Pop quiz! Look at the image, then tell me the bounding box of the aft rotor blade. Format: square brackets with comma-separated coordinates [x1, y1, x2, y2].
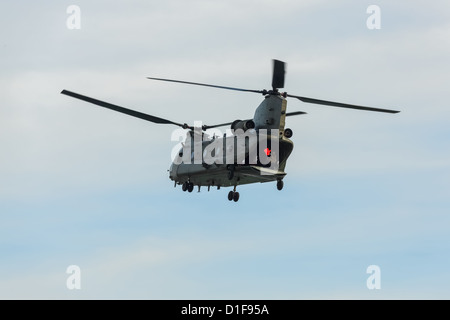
[61, 90, 188, 128]
[286, 94, 400, 114]
[147, 77, 263, 94]
[272, 59, 286, 90]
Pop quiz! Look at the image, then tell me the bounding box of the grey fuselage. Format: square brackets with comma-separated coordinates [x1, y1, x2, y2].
[169, 94, 294, 188]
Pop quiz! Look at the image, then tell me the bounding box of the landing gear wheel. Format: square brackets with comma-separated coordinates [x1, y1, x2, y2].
[233, 192, 240, 202]
[187, 182, 194, 193]
[277, 179, 284, 191]
[228, 191, 234, 201]
[182, 182, 188, 192]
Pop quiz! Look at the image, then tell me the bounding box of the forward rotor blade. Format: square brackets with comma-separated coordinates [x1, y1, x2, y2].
[203, 122, 234, 130]
[204, 111, 308, 129]
[286, 94, 400, 114]
[147, 77, 263, 94]
[285, 111, 307, 117]
[203, 112, 307, 129]
[272, 59, 286, 90]
[61, 90, 187, 128]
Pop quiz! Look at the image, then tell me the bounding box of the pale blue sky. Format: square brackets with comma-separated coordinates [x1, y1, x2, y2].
[1, 0, 449, 299]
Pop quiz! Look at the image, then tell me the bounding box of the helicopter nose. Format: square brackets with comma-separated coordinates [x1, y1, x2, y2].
[169, 163, 178, 180]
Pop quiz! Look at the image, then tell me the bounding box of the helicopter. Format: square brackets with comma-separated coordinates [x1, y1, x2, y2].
[61, 59, 399, 202]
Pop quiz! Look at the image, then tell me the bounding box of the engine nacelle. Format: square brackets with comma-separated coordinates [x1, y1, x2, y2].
[284, 128, 293, 138]
[230, 119, 255, 132]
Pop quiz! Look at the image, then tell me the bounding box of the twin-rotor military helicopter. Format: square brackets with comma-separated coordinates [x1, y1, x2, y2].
[61, 59, 399, 202]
